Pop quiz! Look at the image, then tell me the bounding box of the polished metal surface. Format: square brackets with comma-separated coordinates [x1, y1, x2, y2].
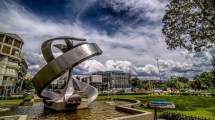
[32, 36, 102, 110]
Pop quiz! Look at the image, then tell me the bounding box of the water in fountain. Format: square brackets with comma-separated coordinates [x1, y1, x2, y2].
[0, 100, 132, 120]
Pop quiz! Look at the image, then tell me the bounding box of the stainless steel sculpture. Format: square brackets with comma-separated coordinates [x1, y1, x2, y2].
[32, 36, 102, 111]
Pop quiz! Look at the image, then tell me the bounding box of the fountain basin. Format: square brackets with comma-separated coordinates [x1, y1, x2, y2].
[44, 98, 88, 111]
[0, 99, 153, 120]
[0, 115, 27, 120]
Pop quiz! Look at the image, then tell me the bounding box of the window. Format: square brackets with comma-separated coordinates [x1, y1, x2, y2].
[6, 68, 16, 73]
[2, 45, 11, 54]
[0, 35, 3, 42]
[8, 58, 19, 64]
[14, 40, 21, 48]
[11, 48, 19, 56]
[5, 37, 13, 45]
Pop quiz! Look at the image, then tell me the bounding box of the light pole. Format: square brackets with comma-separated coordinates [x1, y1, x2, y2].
[156, 59, 161, 81]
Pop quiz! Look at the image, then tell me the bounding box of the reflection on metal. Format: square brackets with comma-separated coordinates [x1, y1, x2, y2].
[32, 36, 102, 111]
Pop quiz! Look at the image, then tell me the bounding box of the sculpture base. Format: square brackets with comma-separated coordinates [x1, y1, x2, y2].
[44, 99, 88, 111]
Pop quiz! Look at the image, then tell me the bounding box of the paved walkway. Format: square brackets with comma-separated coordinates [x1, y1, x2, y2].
[33, 94, 42, 102]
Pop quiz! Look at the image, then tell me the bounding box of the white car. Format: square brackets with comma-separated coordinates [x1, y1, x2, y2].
[152, 89, 163, 93]
[102, 89, 113, 94]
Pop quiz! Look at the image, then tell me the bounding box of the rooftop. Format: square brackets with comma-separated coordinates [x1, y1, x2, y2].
[0, 32, 23, 43]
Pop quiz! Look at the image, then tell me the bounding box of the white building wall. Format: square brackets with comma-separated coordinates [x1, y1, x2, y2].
[91, 75, 102, 82]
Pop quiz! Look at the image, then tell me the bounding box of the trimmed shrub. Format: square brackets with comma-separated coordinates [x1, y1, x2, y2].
[0, 96, 25, 100]
[159, 111, 212, 120]
[23, 96, 33, 102]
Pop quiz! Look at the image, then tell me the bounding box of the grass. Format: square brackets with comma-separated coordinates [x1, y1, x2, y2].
[98, 95, 215, 118]
[0, 99, 23, 102]
[0, 95, 33, 103]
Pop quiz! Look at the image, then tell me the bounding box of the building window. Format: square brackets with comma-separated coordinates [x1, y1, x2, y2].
[5, 37, 13, 45]
[8, 58, 19, 64]
[14, 40, 21, 48]
[0, 35, 3, 42]
[2, 45, 11, 54]
[6, 68, 16, 73]
[11, 48, 19, 57]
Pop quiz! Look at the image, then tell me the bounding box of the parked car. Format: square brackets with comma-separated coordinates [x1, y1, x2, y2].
[151, 89, 163, 93]
[102, 89, 113, 94]
[23, 91, 33, 95]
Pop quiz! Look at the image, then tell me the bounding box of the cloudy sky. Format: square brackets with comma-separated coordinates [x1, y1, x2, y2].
[0, 0, 214, 80]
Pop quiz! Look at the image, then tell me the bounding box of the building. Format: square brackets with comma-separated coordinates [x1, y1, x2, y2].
[81, 75, 106, 91]
[84, 71, 132, 92]
[0, 32, 28, 95]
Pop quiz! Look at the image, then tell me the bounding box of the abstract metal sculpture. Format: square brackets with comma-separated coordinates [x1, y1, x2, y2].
[32, 36, 102, 111]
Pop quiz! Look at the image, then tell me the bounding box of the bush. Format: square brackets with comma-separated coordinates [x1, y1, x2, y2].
[180, 92, 190, 96]
[98, 92, 152, 96]
[211, 93, 215, 97]
[0, 96, 25, 100]
[159, 111, 212, 120]
[23, 96, 33, 102]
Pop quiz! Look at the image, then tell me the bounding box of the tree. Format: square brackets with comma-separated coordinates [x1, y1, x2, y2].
[167, 79, 180, 89]
[177, 76, 189, 83]
[163, 0, 215, 52]
[131, 77, 141, 88]
[141, 82, 151, 90]
[22, 79, 34, 90]
[188, 81, 197, 90]
[193, 71, 214, 90]
[212, 56, 215, 86]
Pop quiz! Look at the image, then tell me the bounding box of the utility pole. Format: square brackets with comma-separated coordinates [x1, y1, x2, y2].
[156, 59, 161, 81]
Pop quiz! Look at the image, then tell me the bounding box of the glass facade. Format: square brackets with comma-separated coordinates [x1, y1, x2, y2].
[92, 71, 131, 89]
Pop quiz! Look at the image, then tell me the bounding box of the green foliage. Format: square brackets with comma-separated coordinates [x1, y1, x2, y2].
[193, 72, 215, 90]
[177, 77, 189, 83]
[141, 82, 151, 90]
[99, 95, 215, 118]
[22, 79, 34, 90]
[162, 84, 168, 91]
[167, 79, 180, 89]
[23, 96, 33, 102]
[188, 81, 197, 90]
[163, 0, 215, 52]
[159, 111, 212, 120]
[131, 77, 141, 88]
[0, 96, 25, 100]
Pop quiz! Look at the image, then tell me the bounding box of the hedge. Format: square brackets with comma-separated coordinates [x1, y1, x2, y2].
[0, 96, 25, 100]
[159, 111, 214, 120]
[23, 96, 33, 102]
[98, 92, 215, 96]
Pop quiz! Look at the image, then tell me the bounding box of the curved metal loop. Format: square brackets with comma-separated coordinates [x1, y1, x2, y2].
[32, 36, 102, 110]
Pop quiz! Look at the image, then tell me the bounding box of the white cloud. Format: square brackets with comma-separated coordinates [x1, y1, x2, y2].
[0, 1, 213, 80]
[102, 0, 168, 21]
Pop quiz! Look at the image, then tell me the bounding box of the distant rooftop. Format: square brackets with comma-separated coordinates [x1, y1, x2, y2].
[93, 71, 130, 74]
[0, 32, 23, 43]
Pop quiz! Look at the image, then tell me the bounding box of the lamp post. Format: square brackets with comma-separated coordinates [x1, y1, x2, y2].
[156, 59, 161, 81]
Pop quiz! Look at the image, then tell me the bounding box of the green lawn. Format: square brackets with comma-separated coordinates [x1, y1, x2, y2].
[98, 95, 215, 118]
[0, 99, 23, 102]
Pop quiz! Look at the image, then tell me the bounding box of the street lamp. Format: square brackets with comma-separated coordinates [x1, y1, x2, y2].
[156, 59, 161, 81]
